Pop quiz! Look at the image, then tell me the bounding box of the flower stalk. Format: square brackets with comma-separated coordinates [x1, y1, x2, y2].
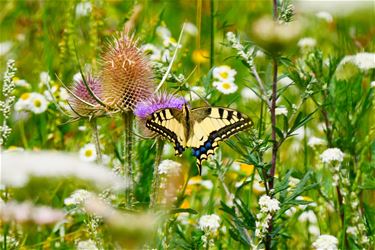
[150, 138, 164, 208]
[89, 118, 102, 163]
[123, 111, 134, 205]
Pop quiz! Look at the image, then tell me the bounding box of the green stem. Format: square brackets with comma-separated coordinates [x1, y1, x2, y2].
[19, 120, 29, 149]
[150, 138, 164, 208]
[209, 0, 214, 69]
[122, 111, 134, 205]
[89, 118, 102, 163]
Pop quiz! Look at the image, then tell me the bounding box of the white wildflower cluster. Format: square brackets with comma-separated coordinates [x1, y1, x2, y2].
[76, 239, 98, 250]
[320, 148, 344, 164]
[64, 189, 94, 206]
[75, 2, 92, 17]
[298, 37, 317, 51]
[0, 201, 65, 225]
[337, 52, 375, 74]
[226, 32, 254, 67]
[0, 59, 17, 145]
[158, 159, 181, 176]
[198, 214, 221, 248]
[212, 65, 238, 94]
[298, 210, 320, 236]
[255, 195, 280, 239]
[346, 191, 370, 248]
[320, 148, 344, 186]
[312, 234, 338, 250]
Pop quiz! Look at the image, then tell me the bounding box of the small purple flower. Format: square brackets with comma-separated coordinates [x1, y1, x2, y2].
[134, 93, 187, 118]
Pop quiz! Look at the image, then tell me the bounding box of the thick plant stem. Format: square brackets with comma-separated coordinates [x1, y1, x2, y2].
[269, 57, 278, 191]
[89, 118, 102, 163]
[150, 138, 164, 208]
[123, 111, 134, 205]
[265, 57, 278, 250]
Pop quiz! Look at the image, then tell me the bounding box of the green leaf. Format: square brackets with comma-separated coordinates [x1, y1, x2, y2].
[170, 208, 198, 215]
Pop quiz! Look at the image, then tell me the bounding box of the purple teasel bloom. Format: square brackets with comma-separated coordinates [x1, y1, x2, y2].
[134, 93, 187, 119]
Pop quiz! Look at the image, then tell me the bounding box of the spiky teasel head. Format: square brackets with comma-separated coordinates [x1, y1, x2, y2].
[134, 92, 187, 119]
[101, 33, 155, 111]
[68, 74, 104, 117]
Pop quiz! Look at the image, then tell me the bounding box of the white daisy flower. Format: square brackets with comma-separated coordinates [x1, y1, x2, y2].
[14, 93, 32, 111]
[75, 2, 92, 17]
[161, 49, 171, 63]
[259, 195, 280, 213]
[59, 87, 70, 100]
[213, 65, 237, 82]
[141, 44, 161, 61]
[275, 106, 288, 116]
[43, 86, 58, 102]
[158, 160, 181, 175]
[312, 235, 338, 250]
[320, 148, 344, 163]
[40, 72, 51, 86]
[184, 22, 198, 36]
[79, 143, 97, 162]
[316, 11, 333, 23]
[198, 214, 221, 233]
[14, 78, 30, 88]
[370, 81, 375, 88]
[30, 93, 49, 114]
[156, 26, 171, 39]
[213, 81, 238, 94]
[298, 37, 317, 50]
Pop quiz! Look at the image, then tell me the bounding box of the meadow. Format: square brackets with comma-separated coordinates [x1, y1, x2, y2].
[0, 0, 374, 249]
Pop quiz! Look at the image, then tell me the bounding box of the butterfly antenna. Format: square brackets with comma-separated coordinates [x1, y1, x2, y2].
[155, 23, 185, 93]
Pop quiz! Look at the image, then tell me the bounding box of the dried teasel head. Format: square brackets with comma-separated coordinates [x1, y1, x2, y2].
[100, 33, 155, 111]
[68, 74, 104, 118]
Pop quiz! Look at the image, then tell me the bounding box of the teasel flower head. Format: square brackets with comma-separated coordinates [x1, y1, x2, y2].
[134, 92, 187, 119]
[134, 92, 187, 137]
[100, 33, 155, 111]
[68, 74, 104, 117]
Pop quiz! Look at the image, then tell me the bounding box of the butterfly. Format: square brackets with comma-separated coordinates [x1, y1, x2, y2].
[146, 104, 252, 174]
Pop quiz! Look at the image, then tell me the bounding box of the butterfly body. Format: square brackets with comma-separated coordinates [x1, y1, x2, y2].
[146, 104, 252, 174]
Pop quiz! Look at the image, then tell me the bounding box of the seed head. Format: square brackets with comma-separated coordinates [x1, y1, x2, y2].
[101, 33, 154, 111]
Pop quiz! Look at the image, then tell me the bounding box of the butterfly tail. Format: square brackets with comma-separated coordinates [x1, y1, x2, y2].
[196, 159, 203, 176]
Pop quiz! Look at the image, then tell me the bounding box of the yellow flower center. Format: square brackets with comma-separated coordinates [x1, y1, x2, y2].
[33, 99, 42, 108]
[219, 71, 229, 79]
[222, 82, 232, 90]
[85, 149, 93, 157]
[21, 93, 30, 100]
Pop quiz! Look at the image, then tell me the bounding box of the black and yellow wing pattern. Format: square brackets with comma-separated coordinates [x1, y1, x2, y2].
[187, 107, 252, 173]
[145, 105, 252, 174]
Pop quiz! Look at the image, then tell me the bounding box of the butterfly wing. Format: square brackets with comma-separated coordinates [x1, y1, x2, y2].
[187, 107, 253, 174]
[145, 108, 186, 156]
